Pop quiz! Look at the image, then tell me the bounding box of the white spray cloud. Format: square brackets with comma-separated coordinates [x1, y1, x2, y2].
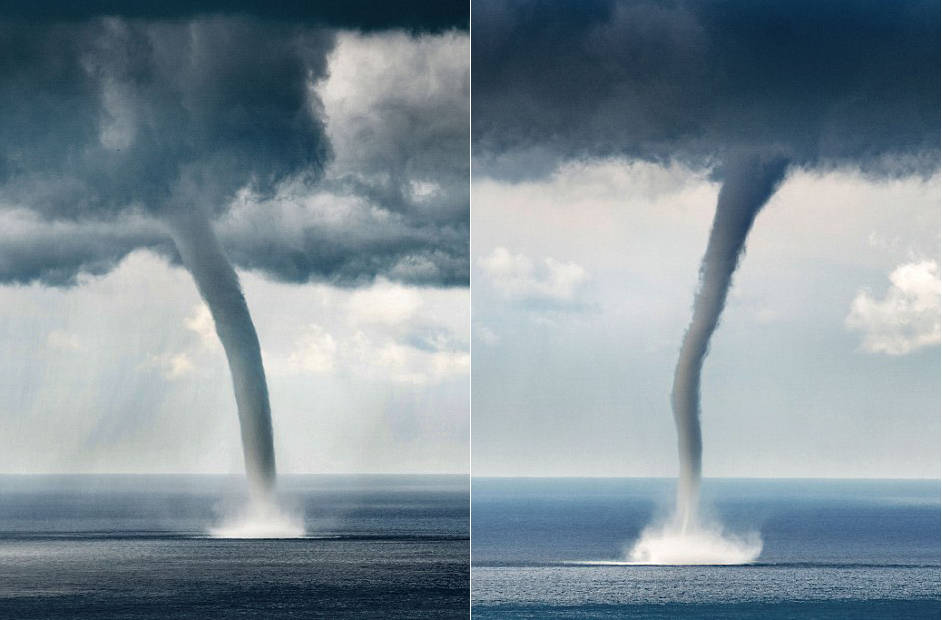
[846, 260, 941, 355]
[626, 518, 762, 565]
[209, 496, 305, 539]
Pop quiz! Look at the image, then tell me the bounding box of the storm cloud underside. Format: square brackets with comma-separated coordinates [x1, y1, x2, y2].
[0, 9, 469, 288]
[473, 0, 938, 178]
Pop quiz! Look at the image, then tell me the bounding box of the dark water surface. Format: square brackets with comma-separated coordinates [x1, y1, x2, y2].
[0, 474, 469, 618]
[471, 478, 940, 618]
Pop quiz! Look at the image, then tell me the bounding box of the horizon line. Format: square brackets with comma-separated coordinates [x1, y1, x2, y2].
[0, 472, 937, 481]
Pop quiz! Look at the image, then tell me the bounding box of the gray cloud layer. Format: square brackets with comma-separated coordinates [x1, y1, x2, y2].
[0, 18, 331, 217]
[472, 0, 939, 179]
[0, 1, 467, 32]
[0, 13, 468, 287]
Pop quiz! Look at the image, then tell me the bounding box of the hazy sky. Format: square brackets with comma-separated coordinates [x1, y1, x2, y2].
[0, 17, 469, 474]
[471, 161, 939, 477]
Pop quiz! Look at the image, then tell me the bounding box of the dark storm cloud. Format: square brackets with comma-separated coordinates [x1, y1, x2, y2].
[472, 0, 939, 179]
[0, 6, 468, 287]
[0, 212, 168, 286]
[0, 18, 332, 216]
[218, 202, 470, 287]
[0, 0, 468, 32]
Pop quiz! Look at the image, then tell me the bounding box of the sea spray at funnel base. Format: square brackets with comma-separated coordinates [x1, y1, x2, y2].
[169, 208, 277, 499]
[209, 496, 305, 539]
[670, 152, 788, 532]
[627, 518, 763, 565]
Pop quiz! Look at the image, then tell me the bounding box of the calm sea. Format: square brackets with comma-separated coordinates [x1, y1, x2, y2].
[471, 478, 940, 618]
[0, 474, 469, 618]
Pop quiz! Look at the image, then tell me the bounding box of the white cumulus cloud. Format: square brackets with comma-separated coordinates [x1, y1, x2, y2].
[347, 280, 422, 326]
[478, 247, 587, 304]
[261, 279, 469, 387]
[46, 330, 82, 351]
[184, 304, 220, 351]
[147, 352, 195, 379]
[845, 260, 940, 355]
[284, 324, 337, 373]
[350, 331, 469, 385]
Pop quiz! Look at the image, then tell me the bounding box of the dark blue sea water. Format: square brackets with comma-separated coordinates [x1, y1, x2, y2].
[0, 474, 469, 618]
[471, 478, 940, 618]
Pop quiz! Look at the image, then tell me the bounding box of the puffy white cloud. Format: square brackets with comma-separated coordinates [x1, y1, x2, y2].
[319, 29, 468, 188]
[184, 304, 220, 351]
[846, 260, 941, 355]
[283, 324, 337, 374]
[478, 247, 587, 305]
[147, 352, 196, 379]
[349, 331, 469, 385]
[46, 330, 82, 351]
[267, 280, 468, 385]
[347, 281, 422, 326]
[474, 324, 500, 347]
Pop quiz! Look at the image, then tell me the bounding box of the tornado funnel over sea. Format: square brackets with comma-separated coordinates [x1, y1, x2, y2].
[170, 209, 275, 496]
[671, 153, 788, 529]
[471, 0, 937, 566]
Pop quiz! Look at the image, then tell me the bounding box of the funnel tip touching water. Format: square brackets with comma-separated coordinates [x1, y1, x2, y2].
[209, 497, 305, 539]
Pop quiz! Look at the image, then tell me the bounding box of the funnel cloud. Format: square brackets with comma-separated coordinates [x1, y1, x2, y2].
[169, 208, 275, 495]
[672, 153, 788, 529]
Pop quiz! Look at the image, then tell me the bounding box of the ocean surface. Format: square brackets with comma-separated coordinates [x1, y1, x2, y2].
[471, 478, 940, 619]
[0, 474, 469, 619]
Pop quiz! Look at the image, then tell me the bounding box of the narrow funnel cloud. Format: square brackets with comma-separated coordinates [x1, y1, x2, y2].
[169, 209, 275, 498]
[671, 152, 788, 530]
